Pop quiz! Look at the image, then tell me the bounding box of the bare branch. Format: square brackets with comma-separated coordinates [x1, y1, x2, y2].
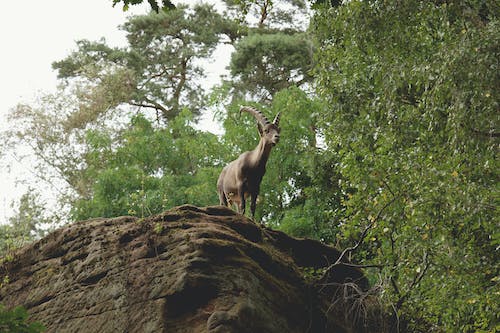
[320, 197, 396, 281]
[381, 178, 395, 197]
[138, 65, 176, 89]
[129, 98, 171, 119]
[341, 263, 384, 269]
[390, 276, 401, 298]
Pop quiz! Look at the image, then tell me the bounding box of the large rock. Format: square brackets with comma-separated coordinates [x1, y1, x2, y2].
[0, 205, 378, 332]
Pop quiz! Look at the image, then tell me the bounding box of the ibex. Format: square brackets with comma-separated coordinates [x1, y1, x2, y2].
[217, 106, 281, 218]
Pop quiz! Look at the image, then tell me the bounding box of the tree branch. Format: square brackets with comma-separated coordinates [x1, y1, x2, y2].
[461, 123, 500, 138]
[395, 251, 431, 310]
[320, 197, 396, 281]
[258, 0, 270, 27]
[340, 263, 384, 269]
[129, 98, 170, 119]
[471, 128, 500, 138]
[138, 66, 176, 89]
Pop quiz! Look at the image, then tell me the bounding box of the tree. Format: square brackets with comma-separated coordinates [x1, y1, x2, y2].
[112, 0, 175, 12]
[0, 304, 45, 333]
[2, 93, 89, 210]
[313, 0, 499, 330]
[208, 0, 315, 101]
[2, 4, 237, 225]
[53, 4, 229, 123]
[71, 110, 228, 220]
[8, 191, 49, 237]
[2, 0, 318, 228]
[230, 32, 314, 100]
[0, 190, 51, 257]
[222, 0, 309, 30]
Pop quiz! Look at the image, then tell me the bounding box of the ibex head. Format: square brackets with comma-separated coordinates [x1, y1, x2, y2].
[240, 106, 281, 146]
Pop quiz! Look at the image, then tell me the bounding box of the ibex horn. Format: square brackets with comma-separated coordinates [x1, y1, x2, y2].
[240, 106, 270, 126]
[273, 112, 281, 126]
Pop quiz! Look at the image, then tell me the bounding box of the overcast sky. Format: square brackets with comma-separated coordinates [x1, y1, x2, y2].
[0, 1, 156, 224]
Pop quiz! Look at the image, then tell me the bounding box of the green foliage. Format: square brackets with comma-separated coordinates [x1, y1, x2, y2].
[0, 191, 48, 256]
[230, 32, 314, 98]
[0, 304, 45, 333]
[112, 0, 175, 12]
[53, 4, 228, 122]
[223, 0, 308, 30]
[2, 92, 92, 203]
[313, 0, 499, 330]
[300, 266, 326, 283]
[72, 110, 228, 220]
[213, 86, 341, 241]
[260, 88, 337, 234]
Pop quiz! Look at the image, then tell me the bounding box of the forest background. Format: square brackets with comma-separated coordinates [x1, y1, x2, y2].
[0, 0, 498, 331]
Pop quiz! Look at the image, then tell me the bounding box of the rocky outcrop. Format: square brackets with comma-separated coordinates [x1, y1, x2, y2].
[0, 205, 379, 332]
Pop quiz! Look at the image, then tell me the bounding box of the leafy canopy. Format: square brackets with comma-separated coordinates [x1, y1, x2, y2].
[313, 0, 499, 330]
[53, 4, 228, 122]
[0, 304, 45, 333]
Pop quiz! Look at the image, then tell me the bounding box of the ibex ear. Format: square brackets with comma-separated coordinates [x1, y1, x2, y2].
[257, 122, 264, 137]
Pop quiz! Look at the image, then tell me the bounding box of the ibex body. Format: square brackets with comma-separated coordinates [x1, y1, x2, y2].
[217, 106, 281, 218]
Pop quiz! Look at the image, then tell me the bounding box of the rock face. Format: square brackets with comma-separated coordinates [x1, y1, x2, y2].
[0, 205, 376, 333]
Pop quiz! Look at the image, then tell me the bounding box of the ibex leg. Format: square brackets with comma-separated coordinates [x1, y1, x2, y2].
[238, 184, 246, 215]
[218, 189, 228, 206]
[239, 194, 246, 215]
[250, 194, 257, 218]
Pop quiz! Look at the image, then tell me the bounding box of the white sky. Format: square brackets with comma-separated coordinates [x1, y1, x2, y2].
[0, 0, 229, 224]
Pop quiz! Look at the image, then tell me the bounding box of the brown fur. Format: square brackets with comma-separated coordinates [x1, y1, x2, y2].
[217, 106, 281, 217]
